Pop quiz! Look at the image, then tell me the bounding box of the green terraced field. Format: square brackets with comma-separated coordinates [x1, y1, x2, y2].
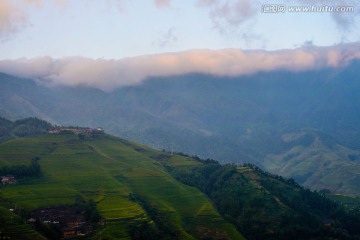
[0, 206, 46, 240]
[0, 133, 244, 239]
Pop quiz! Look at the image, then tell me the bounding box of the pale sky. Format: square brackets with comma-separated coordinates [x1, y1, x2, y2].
[1, 0, 359, 59]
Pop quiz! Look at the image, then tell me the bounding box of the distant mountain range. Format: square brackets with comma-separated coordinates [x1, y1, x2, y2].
[1, 59, 360, 195]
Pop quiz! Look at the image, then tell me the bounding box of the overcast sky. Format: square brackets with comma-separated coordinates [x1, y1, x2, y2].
[0, 0, 359, 90]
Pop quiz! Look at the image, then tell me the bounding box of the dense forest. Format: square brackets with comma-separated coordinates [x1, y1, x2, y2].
[0, 157, 42, 179]
[155, 153, 360, 240]
[0, 117, 52, 143]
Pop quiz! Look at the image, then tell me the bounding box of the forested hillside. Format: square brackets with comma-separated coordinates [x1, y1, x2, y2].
[0, 117, 52, 143]
[154, 153, 360, 240]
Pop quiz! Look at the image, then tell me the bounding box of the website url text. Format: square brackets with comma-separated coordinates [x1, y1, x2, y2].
[261, 5, 355, 13]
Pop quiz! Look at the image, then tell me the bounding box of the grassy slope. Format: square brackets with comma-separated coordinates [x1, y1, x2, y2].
[263, 131, 360, 196]
[325, 194, 360, 210]
[0, 133, 244, 240]
[0, 206, 46, 240]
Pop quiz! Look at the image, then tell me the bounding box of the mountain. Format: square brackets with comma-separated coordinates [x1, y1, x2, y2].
[0, 60, 360, 195]
[1, 127, 360, 239]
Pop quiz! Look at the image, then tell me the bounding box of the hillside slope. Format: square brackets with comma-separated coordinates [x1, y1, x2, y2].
[0, 132, 243, 240]
[159, 157, 360, 240]
[263, 130, 360, 194]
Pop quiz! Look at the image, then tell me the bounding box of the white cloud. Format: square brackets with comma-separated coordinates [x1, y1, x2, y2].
[0, 0, 28, 40]
[196, 0, 360, 34]
[0, 0, 72, 40]
[293, 0, 360, 31]
[197, 0, 259, 32]
[153, 27, 178, 48]
[154, 0, 170, 8]
[0, 43, 359, 91]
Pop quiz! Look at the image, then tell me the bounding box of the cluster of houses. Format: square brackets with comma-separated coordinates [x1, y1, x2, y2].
[0, 175, 16, 185]
[48, 127, 104, 135]
[30, 206, 93, 237]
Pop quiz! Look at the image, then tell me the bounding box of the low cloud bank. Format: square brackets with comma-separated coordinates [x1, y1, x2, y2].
[0, 43, 359, 91]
